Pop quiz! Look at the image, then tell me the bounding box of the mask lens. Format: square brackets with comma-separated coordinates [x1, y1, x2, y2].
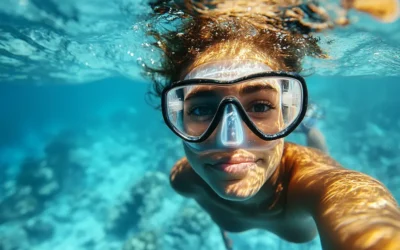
[164, 76, 304, 140]
[240, 77, 304, 135]
[166, 84, 221, 139]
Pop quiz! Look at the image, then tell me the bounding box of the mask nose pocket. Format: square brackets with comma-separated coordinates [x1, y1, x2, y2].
[217, 103, 245, 147]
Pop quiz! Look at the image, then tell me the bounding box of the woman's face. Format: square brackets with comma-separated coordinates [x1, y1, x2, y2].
[184, 131, 284, 201]
[181, 57, 285, 201]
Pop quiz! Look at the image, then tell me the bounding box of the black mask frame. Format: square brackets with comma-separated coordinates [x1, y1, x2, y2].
[161, 72, 308, 143]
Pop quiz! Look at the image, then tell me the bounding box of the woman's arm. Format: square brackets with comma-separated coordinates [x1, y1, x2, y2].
[314, 169, 400, 250]
[285, 144, 400, 250]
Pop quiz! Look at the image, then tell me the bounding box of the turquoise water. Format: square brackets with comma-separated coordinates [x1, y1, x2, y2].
[0, 1, 400, 250]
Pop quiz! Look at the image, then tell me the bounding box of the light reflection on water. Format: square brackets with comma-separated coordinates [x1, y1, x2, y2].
[0, 0, 399, 84]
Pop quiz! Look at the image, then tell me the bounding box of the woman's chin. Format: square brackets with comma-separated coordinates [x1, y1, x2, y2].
[210, 178, 260, 201]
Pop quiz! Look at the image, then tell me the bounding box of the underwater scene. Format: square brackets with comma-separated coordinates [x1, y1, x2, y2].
[0, 0, 400, 250]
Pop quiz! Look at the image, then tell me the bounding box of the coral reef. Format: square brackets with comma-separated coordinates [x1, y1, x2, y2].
[0, 224, 29, 250]
[143, 136, 183, 174]
[107, 171, 169, 237]
[0, 130, 84, 224]
[0, 188, 42, 224]
[123, 231, 161, 250]
[23, 218, 55, 243]
[165, 204, 215, 250]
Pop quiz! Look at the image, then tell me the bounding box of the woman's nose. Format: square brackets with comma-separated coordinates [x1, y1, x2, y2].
[216, 103, 245, 148]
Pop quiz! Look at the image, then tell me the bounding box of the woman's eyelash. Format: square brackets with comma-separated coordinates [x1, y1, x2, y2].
[250, 100, 276, 109]
[187, 106, 213, 115]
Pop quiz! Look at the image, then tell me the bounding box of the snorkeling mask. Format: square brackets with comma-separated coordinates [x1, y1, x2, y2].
[161, 60, 308, 152]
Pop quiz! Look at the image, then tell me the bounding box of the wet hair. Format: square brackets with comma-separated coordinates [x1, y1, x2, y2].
[144, 1, 334, 104]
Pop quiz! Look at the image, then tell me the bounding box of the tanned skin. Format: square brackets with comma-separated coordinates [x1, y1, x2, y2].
[170, 142, 400, 249]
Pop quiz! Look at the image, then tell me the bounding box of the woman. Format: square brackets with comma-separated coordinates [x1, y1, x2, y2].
[145, 1, 400, 249]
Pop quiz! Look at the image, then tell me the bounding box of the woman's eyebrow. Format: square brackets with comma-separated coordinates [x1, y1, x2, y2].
[239, 83, 277, 95]
[184, 83, 277, 101]
[185, 89, 219, 101]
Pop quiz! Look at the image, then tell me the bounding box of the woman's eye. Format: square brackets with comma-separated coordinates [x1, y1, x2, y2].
[189, 106, 214, 116]
[250, 103, 272, 113]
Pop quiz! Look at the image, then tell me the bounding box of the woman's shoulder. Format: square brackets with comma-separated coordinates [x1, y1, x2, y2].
[282, 142, 342, 169]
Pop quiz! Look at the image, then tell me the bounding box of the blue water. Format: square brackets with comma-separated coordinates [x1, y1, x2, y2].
[0, 1, 400, 250]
